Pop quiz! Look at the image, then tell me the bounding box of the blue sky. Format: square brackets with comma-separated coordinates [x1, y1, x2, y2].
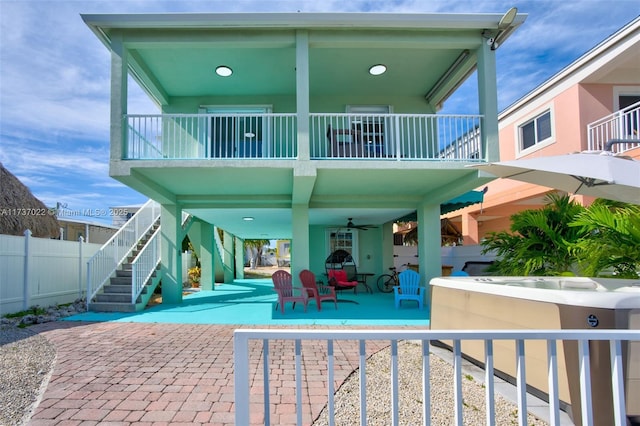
[1, 0, 638, 225]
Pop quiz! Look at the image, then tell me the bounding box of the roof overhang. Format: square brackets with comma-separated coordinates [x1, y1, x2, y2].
[82, 11, 526, 110]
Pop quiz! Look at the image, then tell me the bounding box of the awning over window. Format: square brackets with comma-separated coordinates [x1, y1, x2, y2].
[396, 188, 486, 222]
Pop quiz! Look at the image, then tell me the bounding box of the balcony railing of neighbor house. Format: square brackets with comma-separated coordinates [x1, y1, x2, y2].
[130, 226, 160, 304]
[86, 200, 160, 308]
[124, 113, 483, 161]
[125, 114, 297, 159]
[310, 113, 483, 160]
[588, 101, 640, 153]
[235, 329, 639, 426]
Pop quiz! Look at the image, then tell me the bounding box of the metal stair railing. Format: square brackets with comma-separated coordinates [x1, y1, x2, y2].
[86, 199, 160, 308]
[130, 227, 161, 304]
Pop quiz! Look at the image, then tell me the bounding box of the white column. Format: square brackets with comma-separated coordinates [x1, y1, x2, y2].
[476, 40, 499, 162]
[296, 30, 310, 161]
[160, 204, 183, 304]
[222, 230, 235, 283]
[235, 237, 245, 280]
[291, 204, 309, 285]
[417, 203, 441, 310]
[110, 32, 127, 162]
[199, 222, 215, 291]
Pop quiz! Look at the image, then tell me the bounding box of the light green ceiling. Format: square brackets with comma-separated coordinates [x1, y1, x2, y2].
[135, 43, 466, 99]
[137, 47, 297, 96]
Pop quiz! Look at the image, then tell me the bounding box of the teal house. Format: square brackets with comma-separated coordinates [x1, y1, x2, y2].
[82, 11, 525, 309]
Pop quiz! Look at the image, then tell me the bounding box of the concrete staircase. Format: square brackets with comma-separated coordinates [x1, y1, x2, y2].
[89, 221, 161, 312]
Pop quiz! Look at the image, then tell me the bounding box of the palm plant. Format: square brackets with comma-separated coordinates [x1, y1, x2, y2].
[481, 194, 587, 275]
[570, 200, 640, 278]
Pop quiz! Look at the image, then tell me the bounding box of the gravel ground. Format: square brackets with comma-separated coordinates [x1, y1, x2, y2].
[313, 340, 549, 426]
[0, 325, 56, 426]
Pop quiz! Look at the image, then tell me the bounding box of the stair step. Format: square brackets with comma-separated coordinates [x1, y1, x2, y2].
[110, 276, 132, 286]
[89, 302, 138, 313]
[116, 269, 132, 278]
[95, 293, 142, 303]
[103, 284, 147, 295]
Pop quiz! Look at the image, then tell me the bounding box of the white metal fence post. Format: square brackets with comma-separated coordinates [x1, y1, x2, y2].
[22, 229, 32, 310]
[86, 261, 92, 311]
[78, 236, 84, 299]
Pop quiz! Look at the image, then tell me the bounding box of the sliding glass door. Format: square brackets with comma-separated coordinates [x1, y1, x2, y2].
[205, 106, 270, 158]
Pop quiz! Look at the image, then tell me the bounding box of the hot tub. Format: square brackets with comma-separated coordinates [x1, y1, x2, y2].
[429, 276, 640, 426]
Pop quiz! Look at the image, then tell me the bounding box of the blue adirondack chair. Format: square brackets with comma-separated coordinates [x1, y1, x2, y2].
[394, 269, 424, 309]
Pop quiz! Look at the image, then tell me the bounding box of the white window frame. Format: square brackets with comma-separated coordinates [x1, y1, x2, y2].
[613, 86, 640, 111]
[515, 104, 555, 157]
[326, 229, 359, 262]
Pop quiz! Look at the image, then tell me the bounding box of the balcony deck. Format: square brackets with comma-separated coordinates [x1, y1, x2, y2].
[124, 113, 484, 162]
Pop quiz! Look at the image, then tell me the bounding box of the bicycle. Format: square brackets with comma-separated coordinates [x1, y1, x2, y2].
[376, 266, 402, 293]
[376, 264, 414, 293]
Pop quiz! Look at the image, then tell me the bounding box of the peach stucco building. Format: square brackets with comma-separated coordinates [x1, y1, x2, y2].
[446, 16, 640, 245]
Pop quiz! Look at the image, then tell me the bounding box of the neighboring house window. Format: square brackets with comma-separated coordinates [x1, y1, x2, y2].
[519, 110, 552, 151]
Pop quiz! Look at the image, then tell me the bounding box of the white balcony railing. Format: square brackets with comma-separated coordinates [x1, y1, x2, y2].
[588, 101, 640, 153]
[235, 328, 639, 426]
[310, 113, 483, 160]
[124, 113, 483, 161]
[125, 113, 297, 160]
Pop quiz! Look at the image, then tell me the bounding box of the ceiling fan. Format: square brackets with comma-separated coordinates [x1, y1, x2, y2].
[344, 218, 377, 231]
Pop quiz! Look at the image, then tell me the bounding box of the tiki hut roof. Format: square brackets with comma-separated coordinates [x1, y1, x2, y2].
[401, 218, 462, 246]
[0, 163, 60, 238]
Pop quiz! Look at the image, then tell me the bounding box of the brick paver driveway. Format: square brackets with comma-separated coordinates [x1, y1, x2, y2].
[28, 321, 417, 425]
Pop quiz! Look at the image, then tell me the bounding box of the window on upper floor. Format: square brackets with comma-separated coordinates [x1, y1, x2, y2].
[519, 110, 552, 151]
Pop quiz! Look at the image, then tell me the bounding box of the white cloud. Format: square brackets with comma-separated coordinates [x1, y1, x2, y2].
[1, 0, 637, 222]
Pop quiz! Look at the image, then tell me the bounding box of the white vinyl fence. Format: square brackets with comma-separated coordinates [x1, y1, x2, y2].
[0, 230, 102, 316]
[392, 245, 497, 272]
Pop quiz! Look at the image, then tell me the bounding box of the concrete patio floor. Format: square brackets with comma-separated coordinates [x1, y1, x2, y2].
[65, 278, 430, 327]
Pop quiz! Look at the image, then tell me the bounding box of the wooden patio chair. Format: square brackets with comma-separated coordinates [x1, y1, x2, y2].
[394, 269, 424, 309]
[272, 270, 308, 314]
[299, 269, 337, 311]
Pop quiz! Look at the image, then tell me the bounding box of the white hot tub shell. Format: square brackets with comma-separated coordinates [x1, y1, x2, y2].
[429, 276, 640, 426]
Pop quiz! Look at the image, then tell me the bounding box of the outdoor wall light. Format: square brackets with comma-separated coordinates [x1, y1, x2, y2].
[215, 65, 233, 77]
[243, 217, 254, 221]
[368, 64, 387, 76]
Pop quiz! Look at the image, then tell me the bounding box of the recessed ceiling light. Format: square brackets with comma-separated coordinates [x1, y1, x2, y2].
[369, 64, 387, 76]
[243, 217, 254, 221]
[215, 65, 233, 77]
